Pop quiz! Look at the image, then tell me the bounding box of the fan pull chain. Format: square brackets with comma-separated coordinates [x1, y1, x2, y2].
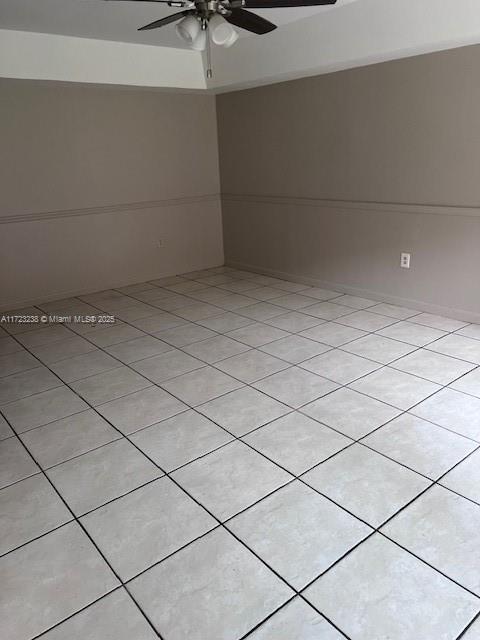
[206, 21, 213, 79]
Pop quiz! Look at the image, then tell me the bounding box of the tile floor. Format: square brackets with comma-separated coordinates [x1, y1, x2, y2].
[1, 266, 480, 640]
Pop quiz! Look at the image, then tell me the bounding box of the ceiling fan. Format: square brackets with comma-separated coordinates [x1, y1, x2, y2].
[105, 0, 338, 56]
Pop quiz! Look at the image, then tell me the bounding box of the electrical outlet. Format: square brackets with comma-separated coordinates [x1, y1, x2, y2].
[400, 252, 411, 269]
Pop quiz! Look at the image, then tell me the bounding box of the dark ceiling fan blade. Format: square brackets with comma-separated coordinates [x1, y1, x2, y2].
[138, 10, 189, 30]
[243, 0, 336, 7]
[226, 8, 276, 34]
[105, 0, 177, 4]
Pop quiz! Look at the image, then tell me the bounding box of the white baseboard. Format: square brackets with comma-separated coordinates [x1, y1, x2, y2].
[226, 260, 480, 325]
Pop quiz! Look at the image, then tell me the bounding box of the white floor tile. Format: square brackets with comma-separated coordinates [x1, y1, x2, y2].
[47, 439, 161, 515]
[450, 367, 480, 398]
[197, 386, 290, 437]
[410, 312, 469, 332]
[0, 437, 40, 489]
[172, 441, 291, 521]
[350, 367, 440, 410]
[362, 413, 477, 479]
[0, 475, 71, 555]
[248, 598, 344, 640]
[304, 534, 478, 640]
[228, 482, 369, 589]
[383, 485, 480, 594]
[20, 409, 120, 469]
[440, 449, 480, 504]
[391, 349, 475, 385]
[2, 386, 88, 433]
[341, 334, 416, 364]
[302, 388, 401, 439]
[216, 350, 289, 383]
[226, 323, 290, 347]
[301, 349, 380, 384]
[377, 321, 447, 346]
[428, 334, 480, 364]
[40, 588, 157, 640]
[81, 477, 216, 580]
[0, 522, 119, 640]
[254, 367, 339, 409]
[412, 388, 480, 441]
[161, 366, 243, 405]
[130, 410, 232, 471]
[338, 310, 397, 332]
[300, 322, 367, 347]
[244, 412, 351, 475]
[304, 444, 430, 527]
[260, 335, 331, 364]
[129, 528, 293, 640]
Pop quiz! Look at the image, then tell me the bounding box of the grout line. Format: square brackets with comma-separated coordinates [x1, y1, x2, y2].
[457, 611, 480, 640]
[30, 586, 125, 640]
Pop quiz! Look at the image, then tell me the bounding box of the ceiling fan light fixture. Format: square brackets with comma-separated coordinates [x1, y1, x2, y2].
[175, 14, 200, 45]
[209, 13, 237, 47]
[221, 25, 239, 48]
[191, 28, 207, 51]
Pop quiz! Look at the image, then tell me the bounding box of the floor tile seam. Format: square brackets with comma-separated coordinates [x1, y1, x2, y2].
[22, 432, 130, 475]
[0, 469, 43, 492]
[407, 317, 470, 332]
[34, 422, 245, 482]
[237, 590, 353, 640]
[422, 345, 480, 367]
[377, 531, 480, 601]
[357, 440, 480, 507]
[423, 375, 480, 404]
[0, 518, 76, 560]
[298, 594, 354, 640]
[363, 307, 423, 321]
[457, 611, 480, 640]
[383, 361, 479, 387]
[29, 585, 128, 640]
[21, 345, 100, 367]
[0, 363, 45, 380]
[1, 406, 103, 437]
[452, 331, 480, 343]
[403, 411, 480, 445]
[0, 380, 65, 407]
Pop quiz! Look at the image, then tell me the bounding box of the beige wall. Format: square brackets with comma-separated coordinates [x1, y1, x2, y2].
[217, 44, 480, 321]
[0, 79, 223, 309]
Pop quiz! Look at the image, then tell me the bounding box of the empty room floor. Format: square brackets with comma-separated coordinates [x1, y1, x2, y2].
[2, 266, 480, 640]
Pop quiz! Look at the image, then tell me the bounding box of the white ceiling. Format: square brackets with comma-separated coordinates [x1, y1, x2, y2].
[1, 0, 480, 91]
[0, 0, 356, 49]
